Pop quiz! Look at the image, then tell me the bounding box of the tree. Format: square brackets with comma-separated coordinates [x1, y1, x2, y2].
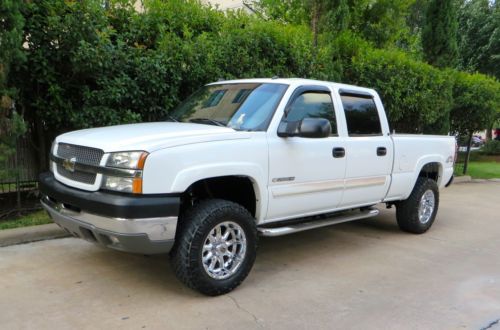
[450, 72, 500, 174]
[258, 0, 419, 49]
[457, 0, 500, 79]
[422, 0, 458, 68]
[0, 0, 26, 185]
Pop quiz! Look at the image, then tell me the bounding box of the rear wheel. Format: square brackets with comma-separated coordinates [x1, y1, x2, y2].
[170, 199, 258, 296]
[396, 178, 439, 234]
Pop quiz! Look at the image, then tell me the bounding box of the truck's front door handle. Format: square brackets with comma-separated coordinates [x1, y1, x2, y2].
[332, 147, 345, 158]
[377, 147, 387, 156]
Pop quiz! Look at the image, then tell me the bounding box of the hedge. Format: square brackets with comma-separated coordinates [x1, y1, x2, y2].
[8, 0, 500, 142]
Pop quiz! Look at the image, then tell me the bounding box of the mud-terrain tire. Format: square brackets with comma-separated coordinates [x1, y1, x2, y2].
[170, 199, 258, 296]
[396, 177, 439, 234]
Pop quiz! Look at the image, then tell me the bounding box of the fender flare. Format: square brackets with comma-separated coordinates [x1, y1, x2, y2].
[170, 162, 267, 221]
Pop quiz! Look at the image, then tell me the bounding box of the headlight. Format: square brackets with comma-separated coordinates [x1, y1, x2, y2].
[102, 151, 148, 194]
[102, 176, 136, 193]
[106, 151, 148, 169]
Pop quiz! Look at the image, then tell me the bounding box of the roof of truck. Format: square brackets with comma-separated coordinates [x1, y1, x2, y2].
[207, 78, 378, 96]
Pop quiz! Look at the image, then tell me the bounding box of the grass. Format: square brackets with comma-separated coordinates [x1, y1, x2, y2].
[465, 162, 500, 179]
[455, 151, 500, 179]
[0, 210, 52, 230]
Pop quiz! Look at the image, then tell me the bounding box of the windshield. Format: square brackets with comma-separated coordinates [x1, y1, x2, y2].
[170, 83, 288, 131]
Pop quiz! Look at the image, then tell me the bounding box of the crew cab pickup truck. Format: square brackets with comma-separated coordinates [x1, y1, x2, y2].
[39, 78, 455, 295]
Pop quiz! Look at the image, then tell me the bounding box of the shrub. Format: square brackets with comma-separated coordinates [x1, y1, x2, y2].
[450, 71, 500, 137]
[480, 140, 500, 156]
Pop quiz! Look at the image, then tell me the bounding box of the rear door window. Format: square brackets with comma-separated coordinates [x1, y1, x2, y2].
[340, 94, 382, 136]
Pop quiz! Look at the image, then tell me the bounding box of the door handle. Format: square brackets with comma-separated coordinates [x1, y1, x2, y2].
[377, 147, 387, 156]
[332, 147, 345, 158]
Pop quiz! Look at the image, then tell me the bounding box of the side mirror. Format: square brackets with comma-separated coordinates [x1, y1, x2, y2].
[277, 118, 331, 138]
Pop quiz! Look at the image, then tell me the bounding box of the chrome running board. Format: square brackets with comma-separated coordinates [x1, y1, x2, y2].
[258, 207, 379, 237]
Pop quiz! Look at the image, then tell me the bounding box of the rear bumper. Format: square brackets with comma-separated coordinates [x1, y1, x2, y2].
[39, 172, 180, 254]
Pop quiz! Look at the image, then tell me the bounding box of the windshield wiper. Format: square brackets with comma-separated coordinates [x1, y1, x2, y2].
[189, 118, 226, 127]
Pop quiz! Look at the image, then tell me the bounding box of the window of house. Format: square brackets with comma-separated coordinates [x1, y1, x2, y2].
[203, 89, 227, 108]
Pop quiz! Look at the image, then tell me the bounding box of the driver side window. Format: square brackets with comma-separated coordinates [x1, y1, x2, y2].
[286, 92, 337, 136]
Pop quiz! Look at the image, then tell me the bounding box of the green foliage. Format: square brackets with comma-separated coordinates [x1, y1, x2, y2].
[258, 0, 419, 49]
[450, 71, 500, 136]
[0, 210, 51, 230]
[342, 42, 453, 133]
[0, 0, 26, 179]
[457, 0, 500, 79]
[422, 0, 458, 68]
[0, 0, 25, 89]
[480, 140, 500, 156]
[0, 111, 26, 179]
[1, 0, 499, 145]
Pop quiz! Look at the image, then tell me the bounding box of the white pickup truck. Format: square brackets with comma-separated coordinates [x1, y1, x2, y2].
[40, 78, 455, 295]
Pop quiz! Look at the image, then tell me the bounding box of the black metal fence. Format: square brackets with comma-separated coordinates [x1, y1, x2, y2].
[1, 134, 39, 194]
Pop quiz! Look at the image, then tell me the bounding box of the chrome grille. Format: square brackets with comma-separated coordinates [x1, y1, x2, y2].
[56, 143, 104, 184]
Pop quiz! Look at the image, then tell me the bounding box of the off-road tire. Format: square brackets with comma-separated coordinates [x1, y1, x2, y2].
[396, 177, 439, 234]
[170, 199, 258, 296]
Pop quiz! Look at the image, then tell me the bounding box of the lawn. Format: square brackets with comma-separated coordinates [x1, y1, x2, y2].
[0, 210, 52, 230]
[466, 162, 500, 179]
[454, 151, 500, 179]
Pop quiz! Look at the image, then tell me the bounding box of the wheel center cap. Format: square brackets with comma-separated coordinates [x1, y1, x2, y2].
[217, 244, 226, 254]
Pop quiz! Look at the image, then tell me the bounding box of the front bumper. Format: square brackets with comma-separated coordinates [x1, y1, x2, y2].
[39, 172, 180, 254]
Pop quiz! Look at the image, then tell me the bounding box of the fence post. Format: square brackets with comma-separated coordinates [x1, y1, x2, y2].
[15, 135, 21, 209]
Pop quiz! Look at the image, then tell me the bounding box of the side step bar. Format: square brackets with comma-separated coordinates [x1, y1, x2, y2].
[258, 207, 379, 237]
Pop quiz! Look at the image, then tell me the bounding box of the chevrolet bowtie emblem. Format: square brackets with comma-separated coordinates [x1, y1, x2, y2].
[62, 157, 77, 172]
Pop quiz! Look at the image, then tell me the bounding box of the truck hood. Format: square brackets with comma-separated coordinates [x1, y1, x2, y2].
[55, 122, 251, 153]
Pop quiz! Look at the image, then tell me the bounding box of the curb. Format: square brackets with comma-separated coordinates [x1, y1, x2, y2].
[453, 176, 500, 184]
[453, 176, 472, 183]
[0, 223, 70, 247]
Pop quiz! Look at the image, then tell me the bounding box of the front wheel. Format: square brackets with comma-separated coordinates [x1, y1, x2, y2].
[396, 178, 439, 234]
[170, 199, 258, 296]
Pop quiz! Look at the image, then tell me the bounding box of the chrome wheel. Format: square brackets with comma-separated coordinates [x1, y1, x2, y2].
[202, 221, 247, 280]
[418, 190, 435, 224]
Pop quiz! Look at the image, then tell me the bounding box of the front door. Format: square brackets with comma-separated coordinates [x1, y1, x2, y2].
[266, 86, 347, 221]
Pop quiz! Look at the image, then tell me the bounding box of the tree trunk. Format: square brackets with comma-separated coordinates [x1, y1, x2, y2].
[462, 131, 473, 175]
[486, 124, 493, 141]
[311, 1, 319, 48]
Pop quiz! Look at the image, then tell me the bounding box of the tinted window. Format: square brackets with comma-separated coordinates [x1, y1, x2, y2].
[341, 95, 382, 135]
[171, 83, 288, 131]
[286, 92, 337, 135]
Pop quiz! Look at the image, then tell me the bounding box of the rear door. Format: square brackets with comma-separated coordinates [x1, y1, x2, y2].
[336, 89, 394, 207]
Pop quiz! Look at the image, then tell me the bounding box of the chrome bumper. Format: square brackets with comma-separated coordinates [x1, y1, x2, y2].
[41, 196, 177, 254]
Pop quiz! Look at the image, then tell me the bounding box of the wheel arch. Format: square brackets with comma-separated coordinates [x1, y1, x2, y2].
[392, 156, 444, 202]
[408, 159, 444, 197]
[179, 175, 263, 221]
[170, 163, 267, 221]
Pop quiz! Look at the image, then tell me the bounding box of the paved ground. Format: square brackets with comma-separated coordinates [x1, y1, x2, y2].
[1, 182, 500, 330]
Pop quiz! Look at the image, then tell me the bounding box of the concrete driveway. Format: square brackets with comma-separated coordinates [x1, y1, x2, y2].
[1, 182, 500, 330]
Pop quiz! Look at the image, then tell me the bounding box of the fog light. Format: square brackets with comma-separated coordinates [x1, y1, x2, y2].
[109, 235, 120, 244]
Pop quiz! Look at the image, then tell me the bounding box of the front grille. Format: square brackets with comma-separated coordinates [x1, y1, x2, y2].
[56, 143, 104, 184]
[56, 164, 97, 184]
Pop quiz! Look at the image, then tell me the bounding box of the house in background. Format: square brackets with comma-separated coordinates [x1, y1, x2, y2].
[134, 1, 258, 13]
[202, 0, 257, 13]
